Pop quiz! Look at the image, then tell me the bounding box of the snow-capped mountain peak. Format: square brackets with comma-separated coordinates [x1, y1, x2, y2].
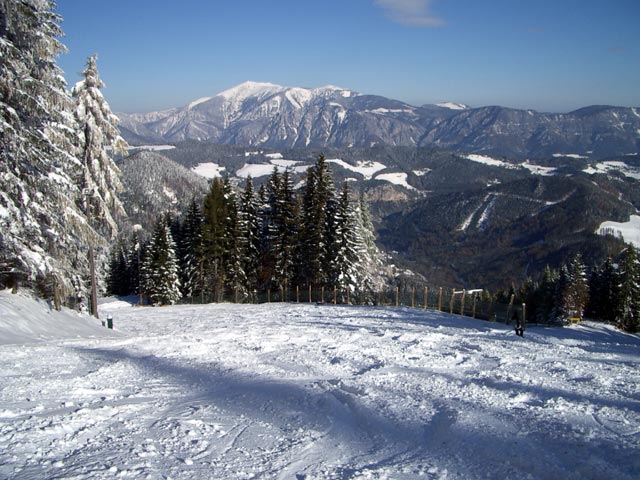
[216, 81, 284, 102]
[436, 102, 469, 110]
[187, 96, 213, 110]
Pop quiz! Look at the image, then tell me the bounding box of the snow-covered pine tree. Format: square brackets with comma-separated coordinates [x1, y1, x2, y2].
[616, 245, 640, 333]
[551, 265, 571, 324]
[106, 238, 128, 296]
[298, 154, 335, 287]
[259, 168, 281, 289]
[587, 256, 618, 322]
[562, 254, 589, 321]
[142, 217, 181, 306]
[202, 177, 227, 301]
[0, 0, 94, 299]
[330, 182, 360, 301]
[126, 228, 143, 299]
[72, 54, 127, 239]
[536, 265, 558, 323]
[179, 198, 204, 299]
[355, 191, 385, 300]
[272, 168, 299, 296]
[223, 177, 247, 299]
[239, 177, 261, 295]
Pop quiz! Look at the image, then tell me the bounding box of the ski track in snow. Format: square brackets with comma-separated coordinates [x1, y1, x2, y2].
[1, 302, 639, 479]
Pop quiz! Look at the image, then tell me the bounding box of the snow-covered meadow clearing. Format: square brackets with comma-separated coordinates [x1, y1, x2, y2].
[0, 293, 639, 479]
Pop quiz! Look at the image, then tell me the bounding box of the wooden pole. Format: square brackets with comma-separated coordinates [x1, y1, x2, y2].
[522, 303, 527, 332]
[89, 245, 98, 319]
[267, 289, 270, 303]
[395, 287, 399, 307]
[438, 287, 443, 311]
[506, 294, 515, 324]
[450, 288, 455, 314]
[309, 285, 312, 303]
[424, 286, 428, 310]
[334, 286, 337, 305]
[411, 287, 415, 308]
[472, 293, 477, 319]
[460, 290, 466, 316]
[347, 288, 350, 305]
[321, 286, 324, 303]
[235, 287, 238, 304]
[296, 285, 299, 303]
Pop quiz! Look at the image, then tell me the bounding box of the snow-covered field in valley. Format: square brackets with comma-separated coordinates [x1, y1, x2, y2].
[1, 292, 639, 479]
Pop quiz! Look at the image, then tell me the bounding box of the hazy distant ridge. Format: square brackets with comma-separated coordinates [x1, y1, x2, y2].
[118, 81, 640, 159]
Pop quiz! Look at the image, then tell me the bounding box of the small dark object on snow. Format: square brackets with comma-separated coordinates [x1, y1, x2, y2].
[512, 311, 524, 337]
[106, 314, 113, 329]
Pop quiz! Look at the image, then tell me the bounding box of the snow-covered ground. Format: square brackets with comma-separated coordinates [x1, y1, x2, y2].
[1, 292, 639, 479]
[191, 162, 226, 179]
[597, 215, 640, 248]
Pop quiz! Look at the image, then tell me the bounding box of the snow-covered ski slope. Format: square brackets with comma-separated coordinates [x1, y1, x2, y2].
[1, 294, 639, 479]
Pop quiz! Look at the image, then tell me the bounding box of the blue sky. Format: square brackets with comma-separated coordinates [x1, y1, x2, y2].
[57, 0, 640, 113]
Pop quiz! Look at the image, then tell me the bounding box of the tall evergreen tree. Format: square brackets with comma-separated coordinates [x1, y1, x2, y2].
[299, 154, 335, 287]
[562, 254, 589, 320]
[127, 229, 143, 298]
[616, 245, 640, 333]
[354, 192, 385, 300]
[72, 54, 127, 239]
[142, 217, 181, 305]
[202, 177, 227, 301]
[537, 265, 558, 323]
[106, 238, 128, 296]
[588, 256, 618, 322]
[0, 0, 94, 296]
[272, 168, 299, 296]
[223, 177, 247, 298]
[330, 182, 360, 299]
[239, 177, 261, 295]
[180, 198, 204, 299]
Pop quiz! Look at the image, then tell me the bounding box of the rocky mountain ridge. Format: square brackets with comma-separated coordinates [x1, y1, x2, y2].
[118, 81, 640, 160]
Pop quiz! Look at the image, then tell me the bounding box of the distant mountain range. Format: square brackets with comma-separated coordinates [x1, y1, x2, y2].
[118, 81, 640, 159]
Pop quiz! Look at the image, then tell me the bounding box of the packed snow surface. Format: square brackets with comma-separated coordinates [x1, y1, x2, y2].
[1, 296, 639, 479]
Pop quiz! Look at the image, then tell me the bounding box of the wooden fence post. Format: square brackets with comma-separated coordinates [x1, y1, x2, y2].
[395, 287, 399, 307]
[449, 288, 455, 314]
[334, 286, 337, 305]
[424, 286, 428, 310]
[347, 288, 350, 305]
[472, 293, 477, 319]
[321, 286, 325, 303]
[411, 287, 415, 308]
[309, 285, 312, 303]
[460, 290, 466, 316]
[438, 287, 443, 311]
[267, 289, 271, 303]
[296, 285, 299, 303]
[522, 303, 527, 332]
